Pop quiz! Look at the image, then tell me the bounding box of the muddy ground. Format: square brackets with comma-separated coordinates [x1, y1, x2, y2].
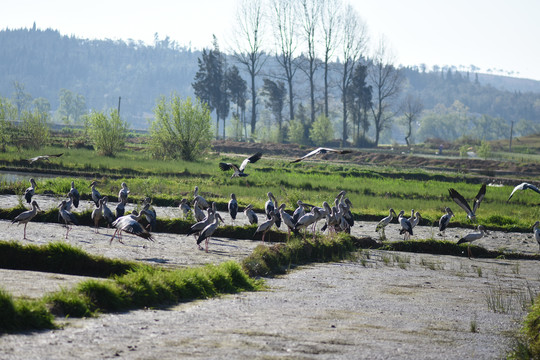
[0, 194, 539, 359]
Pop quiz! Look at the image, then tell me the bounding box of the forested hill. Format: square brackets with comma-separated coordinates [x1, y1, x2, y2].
[1, 27, 539, 132]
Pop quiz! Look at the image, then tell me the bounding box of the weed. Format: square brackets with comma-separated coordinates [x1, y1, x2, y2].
[476, 267, 483, 277]
[470, 319, 478, 333]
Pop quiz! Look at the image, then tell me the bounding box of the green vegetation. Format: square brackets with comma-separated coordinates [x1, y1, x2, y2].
[85, 109, 129, 156]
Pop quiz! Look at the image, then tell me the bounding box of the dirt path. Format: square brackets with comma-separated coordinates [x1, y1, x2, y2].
[0, 194, 539, 358]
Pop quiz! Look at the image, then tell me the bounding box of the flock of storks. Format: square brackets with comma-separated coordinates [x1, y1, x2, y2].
[10, 147, 540, 256]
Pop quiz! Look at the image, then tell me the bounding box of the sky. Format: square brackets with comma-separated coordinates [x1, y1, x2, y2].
[2, 0, 539, 81]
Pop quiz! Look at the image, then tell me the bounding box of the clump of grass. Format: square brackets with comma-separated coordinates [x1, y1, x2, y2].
[470, 319, 478, 333]
[419, 257, 442, 271]
[485, 284, 515, 314]
[0, 288, 55, 333]
[515, 294, 540, 358]
[0, 241, 139, 277]
[476, 266, 483, 277]
[242, 233, 355, 277]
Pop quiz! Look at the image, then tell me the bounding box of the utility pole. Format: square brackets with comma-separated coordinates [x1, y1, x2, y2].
[509, 120, 514, 152]
[117, 96, 122, 116]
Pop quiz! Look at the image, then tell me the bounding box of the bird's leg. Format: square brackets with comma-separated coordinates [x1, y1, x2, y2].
[23, 223, 27, 240]
[205, 238, 209, 253]
[110, 229, 118, 244]
[467, 244, 472, 259]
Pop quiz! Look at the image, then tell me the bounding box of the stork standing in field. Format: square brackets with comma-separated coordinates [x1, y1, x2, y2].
[457, 225, 490, 259]
[244, 204, 258, 225]
[292, 200, 313, 224]
[179, 198, 191, 219]
[186, 205, 216, 238]
[102, 196, 116, 227]
[376, 208, 397, 240]
[24, 178, 37, 204]
[278, 203, 296, 240]
[142, 198, 157, 231]
[294, 207, 321, 239]
[398, 210, 413, 240]
[116, 198, 127, 218]
[228, 193, 238, 222]
[448, 184, 486, 223]
[507, 182, 540, 202]
[290, 147, 352, 163]
[12, 200, 41, 240]
[265, 192, 281, 228]
[58, 200, 78, 239]
[193, 186, 209, 210]
[89, 181, 102, 207]
[532, 221, 540, 252]
[118, 182, 130, 203]
[254, 211, 278, 243]
[410, 211, 422, 229]
[219, 152, 262, 178]
[196, 213, 224, 252]
[439, 207, 454, 238]
[68, 181, 80, 208]
[193, 199, 206, 222]
[91, 198, 104, 233]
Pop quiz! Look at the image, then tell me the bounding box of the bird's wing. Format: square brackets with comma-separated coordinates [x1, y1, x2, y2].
[473, 184, 487, 213]
[525, 183, 540, 195]
[290, 148, 321, 163]
[507, 184, 522, 202]
[219, 162, 238, 172]
[239, 152, 263, 171]
[448, 188, 473, 215]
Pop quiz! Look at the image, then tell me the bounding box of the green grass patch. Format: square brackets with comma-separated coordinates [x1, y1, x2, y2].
[0, 241, 139, 277]
[0, 289, 55, 333]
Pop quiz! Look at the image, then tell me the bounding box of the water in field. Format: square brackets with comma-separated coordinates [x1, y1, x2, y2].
[0, 170, 60, 184]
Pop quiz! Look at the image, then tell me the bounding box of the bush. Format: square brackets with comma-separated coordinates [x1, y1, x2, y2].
[85, 110, 128, 156]
[149, 95, 212, 161]
[309, 114, 334, 146]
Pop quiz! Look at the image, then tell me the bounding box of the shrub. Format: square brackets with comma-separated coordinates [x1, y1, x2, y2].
[85, 109, 128, 156]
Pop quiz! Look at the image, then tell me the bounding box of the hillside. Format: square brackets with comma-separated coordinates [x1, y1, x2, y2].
[1, 27, 539, 133]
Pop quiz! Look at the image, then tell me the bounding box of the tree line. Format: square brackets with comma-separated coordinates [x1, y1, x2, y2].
[1, 7, 540, 147]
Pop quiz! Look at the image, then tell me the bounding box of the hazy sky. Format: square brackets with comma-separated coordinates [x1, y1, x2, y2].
[3, 0, 539, 80]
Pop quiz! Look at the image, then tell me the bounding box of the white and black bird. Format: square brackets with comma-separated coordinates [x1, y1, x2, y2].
[244, 204, 258, 225]
[178, 198, 191, 219]
[290, 147, 351, 163]
[278, 203, 296, 240]
[110, 210, 154, 244]
[193, 199, 206, 222]
[376, 208, 397, 239]
[533, 221, 540, 252]
[102, 196, 116, 226]
[89, 181, 102, 207]
[58, 200, 78, 239]
[254, 211, 277, 243]
[186, 205, 216, 237]
[91, 198, 104, 233]
[507, 182, 540, 202]
[24, 178, 37, 204]
[68, 181, 80, 208]
[118, 182, 130, 203]
[448, 184, 486, 223]
[264, 192, 281, 228]
[26, 153, 63, 164]
[196, 213, 224, 252]
[410, 211, 422, 229]
[293, 207, 321, 239]
[398, 210, 413, 240]
[142, 198, 157, 231]
[457, 225, 490, 258]
[438, 207, 454, 238]
[219, 152, 262, 178]
[193, 186, 210, 210]
[292, 200, 313, 224]
[116, 198, 127, 218]
[12, 200, 41, 240]
[228, 193, 238, 221]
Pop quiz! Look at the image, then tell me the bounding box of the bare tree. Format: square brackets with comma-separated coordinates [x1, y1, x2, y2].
[269, 0, 299, 122]
[298, 0, 322, 127]
[369, 38, 403, 146]
[320, 0, 342, 118]
[337, 5, 368, 146]
[232, 0, 267, 138]
[402, 94, 423, 146]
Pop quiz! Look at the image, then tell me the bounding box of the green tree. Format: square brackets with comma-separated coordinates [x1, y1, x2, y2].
[57, 89, 87, 125]
[309, 114, 334, 146]
[20, 108, 50, 150]
[150, 95, 212, 161]
[85, 110, 128, 156]
[288, 119, 305, 145]
[0, 97, 17, 151]
[477, 140, 492, 159]
[261, 78, 286, 142]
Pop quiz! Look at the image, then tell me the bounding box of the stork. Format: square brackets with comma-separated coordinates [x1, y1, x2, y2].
[89, 181, 102, 207]
[290, 147, 351, 163]
[439, 207, 454, 238]
[228, 193, 238, 222]
[118, 182, 130, 203]
[457, 225, 490, 259]
[398, 210, 413, 240]
[12, 200, 41, 240]
[91, 198, 104, 233]
[110, 210, 154, 244]
[102, 196, 116, 227]
[58, 200, 78, 239]
[532, 221, 540, 252]
[179, 198, 191, 219]
[254, 211, 277, 243]
[219, 152, 262, 178]
[68, 181, 80, 208]
[448, 184, 486, 223]
[376, 208, 397, 240]
[193, 186, 209, 210]
[278, 203, 296, 241]
[196, 213, 224, 252]
[244, 204, 258, 225]
[24, 178, 37, 204]
[507, 182, 540, 202]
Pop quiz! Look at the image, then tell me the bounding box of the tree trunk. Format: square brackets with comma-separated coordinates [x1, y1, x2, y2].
[250, 73, 256, 137]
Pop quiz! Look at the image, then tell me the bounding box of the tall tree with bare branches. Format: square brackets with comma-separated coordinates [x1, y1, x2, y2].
[320, 0, 342, 118]
[337, 5, 368, 146]
[369, 38, 403, 146]
[232, 0, 267, 138]
[402, 94, 423, 146]
[298, 0, 321, 128]
[269, 0, 299, 122]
